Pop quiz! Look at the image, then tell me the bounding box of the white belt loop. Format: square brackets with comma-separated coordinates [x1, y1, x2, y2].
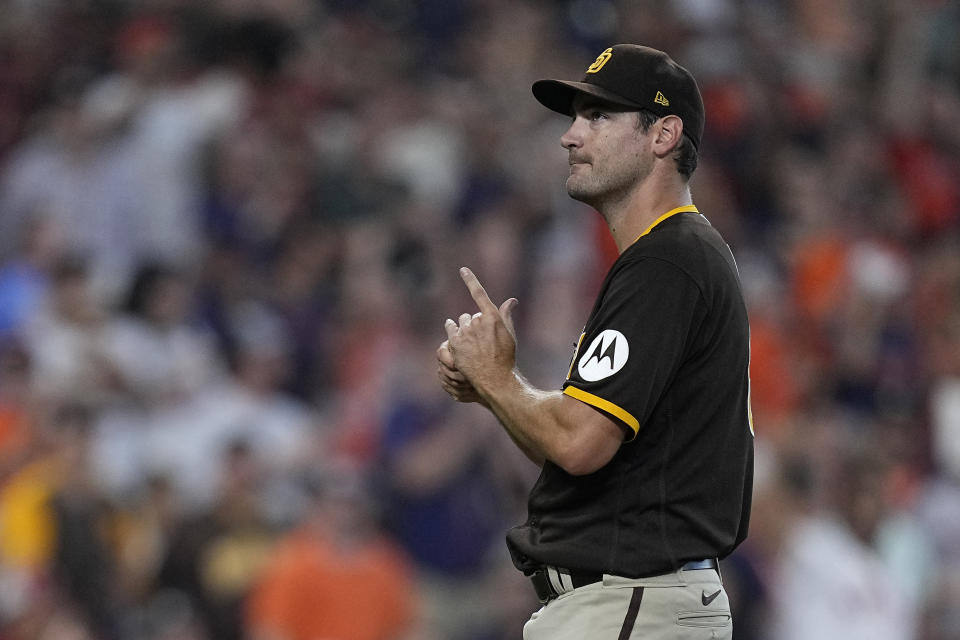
[546, 567, 576, 595]
[547, 567, 563, 594]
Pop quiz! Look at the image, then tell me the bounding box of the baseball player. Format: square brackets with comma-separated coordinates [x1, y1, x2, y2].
[437, 44, 753, 639]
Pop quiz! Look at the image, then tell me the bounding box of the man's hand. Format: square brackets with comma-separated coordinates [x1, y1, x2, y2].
[437, 339, 486, 405]
[438, 267, 518, 402]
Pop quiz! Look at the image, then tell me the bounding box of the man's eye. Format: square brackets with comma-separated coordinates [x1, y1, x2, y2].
[590, 111, 606, 121]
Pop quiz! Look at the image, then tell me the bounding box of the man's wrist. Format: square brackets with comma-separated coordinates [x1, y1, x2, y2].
[474, 367, 522, 405]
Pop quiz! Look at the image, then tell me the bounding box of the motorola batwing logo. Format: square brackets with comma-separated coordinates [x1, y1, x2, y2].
[577, 329, 629, 381]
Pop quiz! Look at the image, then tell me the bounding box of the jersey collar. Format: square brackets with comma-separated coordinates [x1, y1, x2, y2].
[634, 204, 700, 242]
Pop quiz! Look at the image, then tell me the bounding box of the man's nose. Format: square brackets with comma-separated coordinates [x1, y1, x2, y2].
[560, 118, 584, 150]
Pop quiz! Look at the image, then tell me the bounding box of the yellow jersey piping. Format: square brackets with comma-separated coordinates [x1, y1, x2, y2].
[634, 204, 699, 243]
[563, 386, 640, 438]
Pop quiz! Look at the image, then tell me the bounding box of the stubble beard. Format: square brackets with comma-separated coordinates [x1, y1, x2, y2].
[565, 171, 601, 208]
[566, 154, 652, 211]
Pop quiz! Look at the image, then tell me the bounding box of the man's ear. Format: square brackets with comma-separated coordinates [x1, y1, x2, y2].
[652, 115, 684, 157]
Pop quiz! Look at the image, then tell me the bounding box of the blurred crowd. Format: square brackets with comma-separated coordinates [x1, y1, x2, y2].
[0, 0, 959, 639]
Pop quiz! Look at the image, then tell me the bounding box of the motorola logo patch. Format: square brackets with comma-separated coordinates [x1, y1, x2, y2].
[577, 329, 629, 381]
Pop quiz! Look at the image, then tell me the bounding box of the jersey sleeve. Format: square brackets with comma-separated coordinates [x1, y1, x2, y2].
[562, 256, 704, 439]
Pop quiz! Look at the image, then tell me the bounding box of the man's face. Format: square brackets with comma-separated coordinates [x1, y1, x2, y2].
[561, 94, 655, 209]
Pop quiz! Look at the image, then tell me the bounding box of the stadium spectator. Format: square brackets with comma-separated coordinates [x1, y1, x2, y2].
[770, 444, 917, 640]
[246, 465, 418, 640]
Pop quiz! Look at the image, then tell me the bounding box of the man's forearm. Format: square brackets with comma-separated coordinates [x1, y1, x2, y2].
[474, 369, 626, 476]
[477, 370, 570, 468]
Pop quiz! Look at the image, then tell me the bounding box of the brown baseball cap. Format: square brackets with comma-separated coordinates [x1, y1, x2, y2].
[532, 44, 705, 149]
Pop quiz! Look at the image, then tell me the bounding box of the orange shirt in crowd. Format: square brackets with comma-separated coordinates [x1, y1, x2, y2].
[791, 233, 849, 325]
[247, 527, 415, 640]
[749, 315, 800, 431]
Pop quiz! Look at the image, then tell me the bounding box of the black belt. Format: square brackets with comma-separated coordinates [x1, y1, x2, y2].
[529, 558, 719, 605]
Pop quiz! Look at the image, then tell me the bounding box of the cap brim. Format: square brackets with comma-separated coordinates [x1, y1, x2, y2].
[532, 79, 643, 116]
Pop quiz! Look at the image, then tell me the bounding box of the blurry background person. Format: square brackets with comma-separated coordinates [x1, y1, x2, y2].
[769, 442, 922, 640]
[21, 253, 119, 406]
[92, 261, 226, 501]
[155, 439, 276, 640]
[104, 261, 223, 411]
[0, 215, 61, 341]
[377, 349, 533, 640]
[145, 301, 319, 517]
[0, 402, 119, 640]
[246, 465, 418, 640]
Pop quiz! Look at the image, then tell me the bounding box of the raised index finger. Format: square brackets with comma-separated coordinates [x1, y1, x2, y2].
[460, 267, 498, 314]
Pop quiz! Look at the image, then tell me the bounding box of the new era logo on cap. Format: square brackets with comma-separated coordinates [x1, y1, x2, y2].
[531, 44, 705, 149]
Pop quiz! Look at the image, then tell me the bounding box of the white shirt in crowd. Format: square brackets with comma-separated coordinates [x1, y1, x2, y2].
[771, 514, 915, 640]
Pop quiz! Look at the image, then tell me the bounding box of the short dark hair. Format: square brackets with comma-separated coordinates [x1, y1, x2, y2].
[636, 110, 698, 179]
